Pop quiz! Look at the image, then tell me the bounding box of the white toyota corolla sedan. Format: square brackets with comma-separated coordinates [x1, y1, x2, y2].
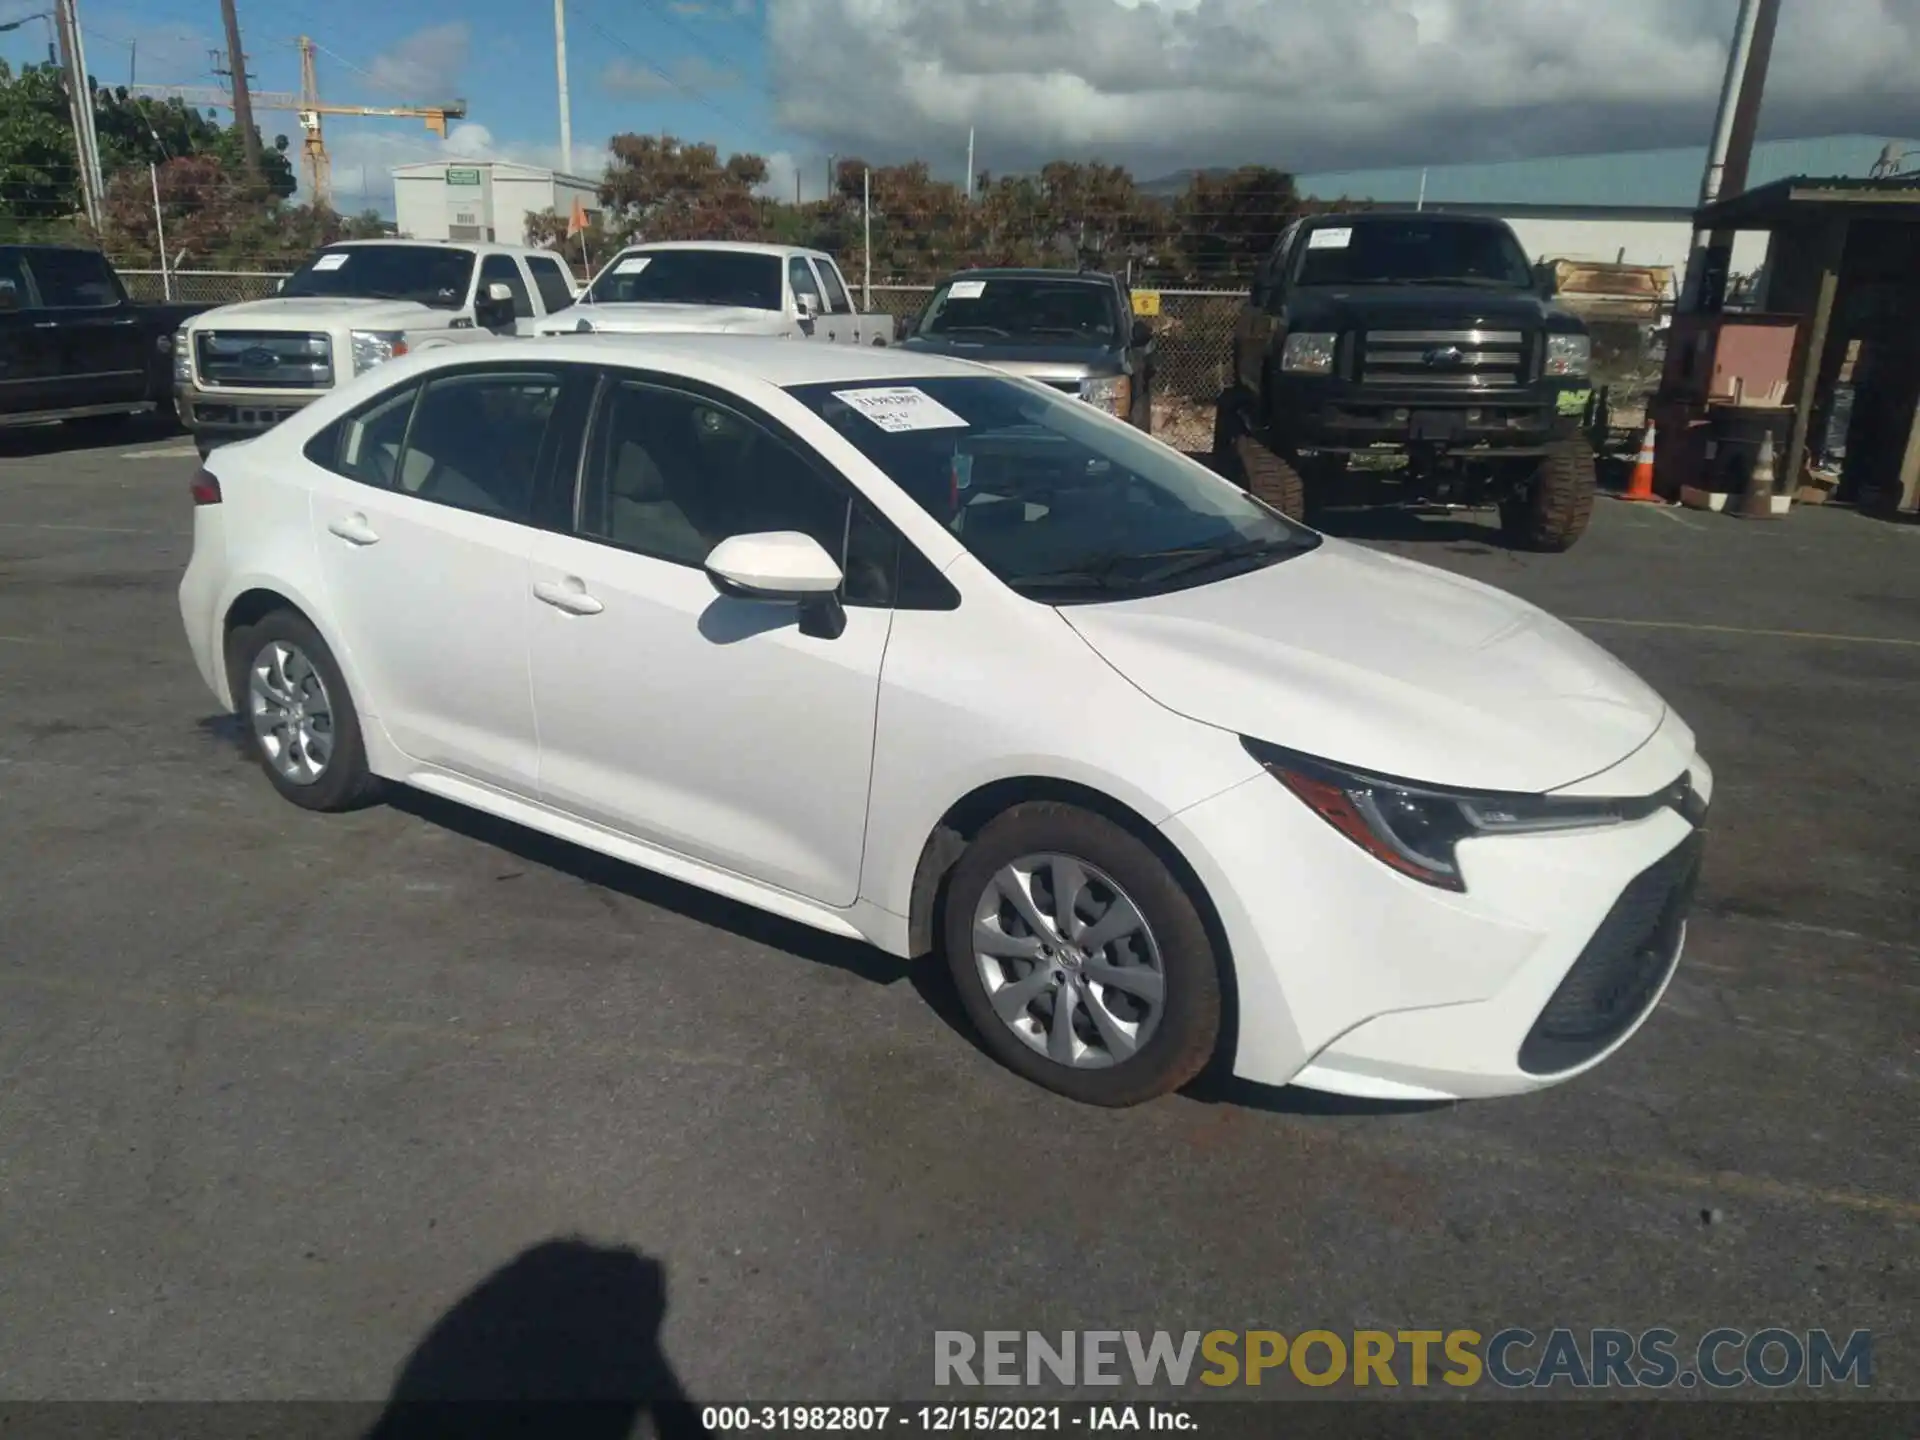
[179, 336, 1710, 1107]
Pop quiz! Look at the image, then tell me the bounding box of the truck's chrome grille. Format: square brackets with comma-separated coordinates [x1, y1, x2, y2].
[195, 331, 333, 390]
[1360, 328, 1528, 387]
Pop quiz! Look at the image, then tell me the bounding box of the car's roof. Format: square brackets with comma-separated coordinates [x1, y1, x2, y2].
[950, 267, 1117, 284]
[325, 239, 551, 257]
[422, 334, 995, 388]
[613, 240, 820, 258]
[1303, 210, 1511, 226]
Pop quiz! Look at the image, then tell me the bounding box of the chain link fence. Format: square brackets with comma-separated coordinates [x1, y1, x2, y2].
[116, 271, 1241, 453]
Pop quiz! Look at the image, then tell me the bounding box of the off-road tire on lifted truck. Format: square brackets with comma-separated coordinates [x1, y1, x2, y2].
[1500, 436, 1598, 552]
[1213, 389, 1307, 522]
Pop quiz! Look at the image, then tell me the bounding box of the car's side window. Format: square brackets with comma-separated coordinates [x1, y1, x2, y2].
[575, 378, 896, 607]
[309, 382, 421, 488]
[0, 250, 35, 309]
[526, 254, 576, 314]
[787, 257, 825, 313]
[396, 370, 564, 520]
[815, 260, 854, 316]
[479, 254, 534, 320]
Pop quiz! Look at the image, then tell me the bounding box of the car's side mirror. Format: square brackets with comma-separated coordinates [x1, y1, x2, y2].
[796, 291, 820, 319]
[474, 281, 515, 329]
[275, 277, 286, 293]
[1131, 318, 1153, 348]
[704, 531, 846, 639]
[0, 283, 20, 312]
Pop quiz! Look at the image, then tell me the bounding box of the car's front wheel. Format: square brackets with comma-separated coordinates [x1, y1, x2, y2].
[941, 803, 1222, 1106]
[226, 611, 380, 812]
[1501, 437, 1597, 551]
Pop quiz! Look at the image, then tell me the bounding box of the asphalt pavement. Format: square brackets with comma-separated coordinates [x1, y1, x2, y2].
[1, 420, 1915, 1406]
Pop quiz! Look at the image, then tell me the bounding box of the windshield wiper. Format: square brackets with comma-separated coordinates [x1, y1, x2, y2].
[1132, 536, 1304, 585]
[934, 324, 1012, 338]
[1022, 326, 1103, 338]
[1009, 537, 1301, 595]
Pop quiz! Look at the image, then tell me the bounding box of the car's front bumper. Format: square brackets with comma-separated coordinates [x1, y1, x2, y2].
[175, 383, 322, 443]
[1160, 713, 1712, 1101]
[1267, 374, 1592, 456]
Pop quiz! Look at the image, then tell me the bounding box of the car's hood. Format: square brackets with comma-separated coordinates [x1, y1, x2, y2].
[900, 336, 1122, 374]
[1286, 285, 1574, 334]
[1061, 539, 1668, 794]
[533, 303, 781, 335]
[193, 296, 448, 328]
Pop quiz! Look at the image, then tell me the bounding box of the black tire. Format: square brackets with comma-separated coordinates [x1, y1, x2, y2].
[225, 610, 381, 813]
[941, 802, 1222, 1107]
[1230, 433, 1308, 522]
[1501, 437, 1597, 552]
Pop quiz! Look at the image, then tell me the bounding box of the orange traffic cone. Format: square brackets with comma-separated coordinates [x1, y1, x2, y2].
[1618, 420, 1662, 503]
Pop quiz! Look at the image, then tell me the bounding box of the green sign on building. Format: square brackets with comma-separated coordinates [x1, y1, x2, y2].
[446, 166, 481, 186]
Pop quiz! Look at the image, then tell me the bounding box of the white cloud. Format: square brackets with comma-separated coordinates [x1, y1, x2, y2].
[765, 0, 1920, 177]
[364, 22, 471, 101]
[601, 55, 743, 96]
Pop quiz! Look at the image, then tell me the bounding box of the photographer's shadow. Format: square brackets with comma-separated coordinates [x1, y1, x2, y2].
[365, 1238, 708, 1440]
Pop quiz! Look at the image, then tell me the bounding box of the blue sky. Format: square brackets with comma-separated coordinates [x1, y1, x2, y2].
[6, 0, 1918, 215]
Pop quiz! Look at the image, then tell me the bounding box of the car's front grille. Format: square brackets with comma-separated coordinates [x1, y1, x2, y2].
[1360, 328, 1529, 388]
[195, 331, 333, 389]
[1518, 828, 1704, 1076]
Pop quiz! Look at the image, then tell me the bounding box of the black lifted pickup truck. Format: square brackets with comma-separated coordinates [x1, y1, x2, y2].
[1213, 212, 1598, 550]
[0, 244, 209, 434]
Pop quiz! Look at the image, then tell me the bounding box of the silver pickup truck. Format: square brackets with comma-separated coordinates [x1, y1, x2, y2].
[533, 241, 895, 346]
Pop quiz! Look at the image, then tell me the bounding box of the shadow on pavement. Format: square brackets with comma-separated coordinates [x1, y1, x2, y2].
[364, 1239, 709, 1440]
[0, 409, 185, 459]
[389, 787, 910, 989]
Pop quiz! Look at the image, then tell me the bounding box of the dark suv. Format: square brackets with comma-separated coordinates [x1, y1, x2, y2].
[1213, 212, 1598, 550]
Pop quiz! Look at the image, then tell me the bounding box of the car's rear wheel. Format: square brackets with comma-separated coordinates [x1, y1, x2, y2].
[941, 803, 1222, 1107]
[226, 611, 380, 813]
[1501, 437, 1597, 551]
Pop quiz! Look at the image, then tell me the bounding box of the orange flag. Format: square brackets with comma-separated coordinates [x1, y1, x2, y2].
[566, 196, 589, 238]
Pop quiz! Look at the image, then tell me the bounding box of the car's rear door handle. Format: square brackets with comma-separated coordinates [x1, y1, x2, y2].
[533, 578, 604, 615]
[327, 513, 380, 546]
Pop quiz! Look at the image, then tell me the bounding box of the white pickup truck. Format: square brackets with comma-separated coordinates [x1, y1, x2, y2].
[173, 239, 581, 455]
[532, 241, 894, 347]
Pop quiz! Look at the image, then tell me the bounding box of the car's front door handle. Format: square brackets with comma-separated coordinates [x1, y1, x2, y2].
[533, 578, 604, 615]
[327, 513, 380, 546]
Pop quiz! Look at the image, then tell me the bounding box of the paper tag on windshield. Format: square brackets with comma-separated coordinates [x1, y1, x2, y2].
[612, 256, 653, 275]
[1307, 228, 1352, 250]
[312, 253, 349, 271]
[832, 386, 969, 434]
[946, 280, 987, 299]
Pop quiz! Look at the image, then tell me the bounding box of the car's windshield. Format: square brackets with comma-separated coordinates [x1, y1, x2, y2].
[915, 277, 1119, 342]
[784, 376, 1318, 602]
[281, 246, 476, 308]
[586, 249, 783, 310]
[1294, 218, 1535, 289]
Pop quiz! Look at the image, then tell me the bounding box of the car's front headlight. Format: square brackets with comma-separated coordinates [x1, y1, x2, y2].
[350, 330, 409, 374]
[1243, 738, 1660, 891]
[1079, 374, 1131, 417]
[171, 326, 192, 384]
[1545, 333, 1591, 378]
[1281, 331, 1338, 374]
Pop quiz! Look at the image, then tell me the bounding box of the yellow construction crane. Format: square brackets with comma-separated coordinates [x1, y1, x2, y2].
[128, 36, 467, 209]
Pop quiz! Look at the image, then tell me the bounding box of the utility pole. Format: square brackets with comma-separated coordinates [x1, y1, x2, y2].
[217, 0, 261, 179]
[52, 0, 105, 227]
[1681, 0, 1780, 312]
[966, 127, 975, 201]
[553, 0, 572, 175]
[827, 154, 837, 202]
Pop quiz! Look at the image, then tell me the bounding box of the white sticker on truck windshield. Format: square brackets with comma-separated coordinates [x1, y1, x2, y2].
[832, 386, 969, 434]
[1307, 228, 1352, 250]
[312, 253, 349, 271]
[946, 280, 987, 299]
[612, 256, 653, 275]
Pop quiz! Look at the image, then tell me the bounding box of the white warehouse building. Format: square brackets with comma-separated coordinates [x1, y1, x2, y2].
[391, 161, 602, 246]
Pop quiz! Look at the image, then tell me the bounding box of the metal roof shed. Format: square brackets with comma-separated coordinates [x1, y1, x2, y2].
[1697, 176, 1920, 515]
